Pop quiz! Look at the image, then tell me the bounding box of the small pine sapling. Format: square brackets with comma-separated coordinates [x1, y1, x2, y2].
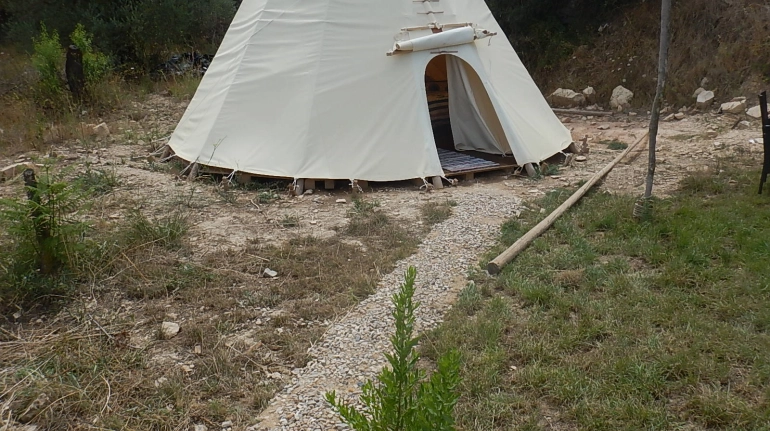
[326, 266, 461, 431]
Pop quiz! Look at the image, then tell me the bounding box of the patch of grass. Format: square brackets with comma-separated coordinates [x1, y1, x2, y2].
[419, 199, 457, 226]
[124, 210, 189, 250]
[425, 166, 770, 430]
[601, 139, 629, 150]
[162, 74, 202, 101]
[279, 215, 300, 228]
[75, 162, 121, 195]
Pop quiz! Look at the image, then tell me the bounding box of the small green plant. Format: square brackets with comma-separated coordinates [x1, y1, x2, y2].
[326, 266, 462, 431]
[601, 139, 629, 150]
[31, 25, 65, 107]
[0, 167, 89, 282]
[280, 215, 300, 228]
[351, 196, 380, 216]
[75, 162, 120, 195]
[256, 190, 279, 204]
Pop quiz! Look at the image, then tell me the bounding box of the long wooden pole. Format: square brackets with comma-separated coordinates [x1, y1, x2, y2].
[487, 132, 649, 275]
[644, 0, 672, 199]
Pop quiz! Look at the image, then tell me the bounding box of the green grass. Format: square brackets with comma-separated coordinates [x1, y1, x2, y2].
[420, 199, 457, 226]
[600, 139, 629, 150]
[424, 167, 770, 430]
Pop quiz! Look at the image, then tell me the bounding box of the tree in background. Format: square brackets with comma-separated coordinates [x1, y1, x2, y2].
[1, 0, 236, 70]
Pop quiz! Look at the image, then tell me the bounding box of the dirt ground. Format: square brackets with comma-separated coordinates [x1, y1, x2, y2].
[0, 94, 765, 430]
[2, 95, 764, 252]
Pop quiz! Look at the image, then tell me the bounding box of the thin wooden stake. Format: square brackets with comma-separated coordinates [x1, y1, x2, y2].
[487, 132, 649, 275]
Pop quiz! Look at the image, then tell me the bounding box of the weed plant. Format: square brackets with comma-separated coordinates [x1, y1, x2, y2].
[327, 266, 462, 431]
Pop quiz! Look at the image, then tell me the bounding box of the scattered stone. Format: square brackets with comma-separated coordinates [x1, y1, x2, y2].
[701, 77, 709, 88]
[303, 189, 314, 195]
[696, 90, 715, 109]
[194, 345, 202, 355]
[263, 268, 278, 278]
[713, 142, 724, 149]
[597, 125, 610, 130]
[720, 100, 747, 114]
[674, 112, 686, 120]
[193, 425, 208, 431]
[747, 105, 764, 119]
[221, 420, 233, 429]
[181, 364, 194, 373]
[335, 198, 347, 204]
[582, 86, 596, 104]
[737, 120, 751, 129]
[732, 96, 747, 102]
[692, 87, 706, 98]
[575, 156, 587, 162]
[161, 322, 180, 339]
[664, 113, 677, 121]
[548, 88, 586, 108]
[93, 122, 110, 137]
[610, 85, 633, 111]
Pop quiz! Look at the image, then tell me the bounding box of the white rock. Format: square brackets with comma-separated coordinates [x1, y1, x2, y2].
[737, 120, 751, 129]
[747, 105, 764, 119]
[303, 189, 314, 195]
[160, 322, 180, 339]
[610, 85, 633, 111]
[335, 198, 347, 204]
[713, 142, 724, 149]
[664, 113, 677, 121]
[692, 87, 705, 98]
[193, 425, 208, 431]
[582, 87, 596, 104]
[696, 91, 715, 109]
[674, 112, 686, 120]
[720, 100, 747, 114]
[221, 421, 233, 428]
[93, 122, 110, 137]
[263, 268, 278, 278]
[549, 88, 586, 108]
[575, 156, 587, 162]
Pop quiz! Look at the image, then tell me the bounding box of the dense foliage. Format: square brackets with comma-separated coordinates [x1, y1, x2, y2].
[0, 0, 640, 72]
[0, 0, 238, 69]
[486, 0, 643, 72]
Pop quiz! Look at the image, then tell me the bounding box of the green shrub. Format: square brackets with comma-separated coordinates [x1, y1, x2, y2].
[31, 25, 66, 106]
[326, 266, 462, 431]
[70, 23, 110, 84]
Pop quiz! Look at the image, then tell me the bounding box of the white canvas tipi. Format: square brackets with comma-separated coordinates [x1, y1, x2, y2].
[167, 0, 573, 182]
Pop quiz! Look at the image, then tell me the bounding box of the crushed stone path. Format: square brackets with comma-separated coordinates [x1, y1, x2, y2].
[254, 186, 521, 430]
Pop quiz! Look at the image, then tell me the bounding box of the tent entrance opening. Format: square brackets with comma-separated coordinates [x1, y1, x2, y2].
[424, 55, 516, 176]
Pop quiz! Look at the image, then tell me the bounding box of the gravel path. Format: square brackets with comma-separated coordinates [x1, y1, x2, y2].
[254, 186, 521, 430]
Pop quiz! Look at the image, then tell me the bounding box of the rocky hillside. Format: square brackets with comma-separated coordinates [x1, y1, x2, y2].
[518, 0, 770, 110]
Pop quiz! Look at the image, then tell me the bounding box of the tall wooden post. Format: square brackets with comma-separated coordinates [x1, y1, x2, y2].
[66, 45, 86, 100]
[643, 0, 673, 201]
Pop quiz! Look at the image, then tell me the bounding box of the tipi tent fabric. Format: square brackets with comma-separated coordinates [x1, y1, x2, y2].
[167, 0, 573, 182]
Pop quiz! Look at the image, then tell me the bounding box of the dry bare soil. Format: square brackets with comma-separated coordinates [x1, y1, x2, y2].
[0, 94, 766, 430]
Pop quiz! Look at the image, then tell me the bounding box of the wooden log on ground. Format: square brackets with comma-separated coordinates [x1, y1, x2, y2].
[66, 45, 85, 100]
[487, 131, 649, 275]
[553, 108, 615, 116]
